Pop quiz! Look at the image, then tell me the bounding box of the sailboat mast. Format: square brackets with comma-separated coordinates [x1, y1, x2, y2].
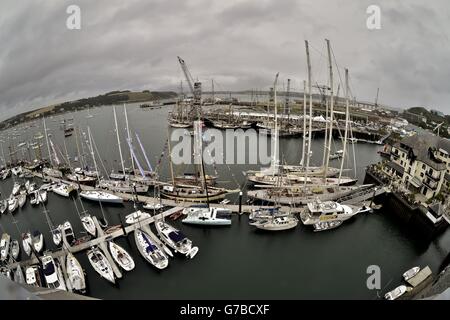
[338, 69, 350, 184]
[300, 80, 306, 166]
[113, 106, 126, 175]
[43, 116, 53, 167]
[304, 40, 313, 186]
[74, 126, 83, 169]
[272, 73, 280, 175]
[87, 126, 100, 177]
[123, 104, 136, 175]
[324, 39, 334, 178]
[212, 79, 215, 105]
[167, 135, 175, 186]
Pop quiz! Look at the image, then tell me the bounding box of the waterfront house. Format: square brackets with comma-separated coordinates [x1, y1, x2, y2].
[387, 132, 450, 200]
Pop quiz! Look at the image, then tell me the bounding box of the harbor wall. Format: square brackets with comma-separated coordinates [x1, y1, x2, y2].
[364, 170, 447, 241]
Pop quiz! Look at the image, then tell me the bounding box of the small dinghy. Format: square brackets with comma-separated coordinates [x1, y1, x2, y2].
[385, 285, 410, 300]
[52, 227, 62, 247]
[134, 228, 168, 270]
[22, 232, 32, 256]
[29, 191, 38, 206]
[10, 240, 20, 260]
[155, 220, 198, 258]
[18, 192, 26, 208]
[81, 214, 96, 237]
[143, 202, 164, 211]
[14, 265, 25, 284]
[32, 230, 44, 253]
[0, 233, 11, 262]
[87, 246, 115, 284]
[0, 200, 7, 214]
[8, 196, 19, 213]
[62, 221, 76, 246]
[12, 182, 21, 195]
[66, 252, 86, 293]
[108, 241, 135, 271]
[37, 190, 47, 203]
[403, 266, 421, 281]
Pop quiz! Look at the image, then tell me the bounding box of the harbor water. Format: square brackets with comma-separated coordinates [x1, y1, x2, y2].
[1, 103, 450, 299]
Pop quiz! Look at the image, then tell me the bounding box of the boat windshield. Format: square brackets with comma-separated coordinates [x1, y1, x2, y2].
[43, 262, 55, 276]
[168, 231, 186, 243]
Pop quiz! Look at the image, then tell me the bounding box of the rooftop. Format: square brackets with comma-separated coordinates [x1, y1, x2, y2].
[395, 133, 449, 171]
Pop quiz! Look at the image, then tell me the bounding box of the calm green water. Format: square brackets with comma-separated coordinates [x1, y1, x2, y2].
[0, 104, 449, 299]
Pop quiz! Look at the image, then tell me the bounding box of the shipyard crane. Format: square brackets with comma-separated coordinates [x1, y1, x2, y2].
[313, 83, 330, 106]
[374, 87, 379, 108]
[177, 56, 202, 119]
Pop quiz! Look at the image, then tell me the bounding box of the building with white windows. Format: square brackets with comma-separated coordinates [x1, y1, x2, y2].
[385, 133, 450, 200]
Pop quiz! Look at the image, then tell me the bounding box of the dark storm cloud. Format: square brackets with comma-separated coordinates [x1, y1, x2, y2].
[0, 0, 449, 121]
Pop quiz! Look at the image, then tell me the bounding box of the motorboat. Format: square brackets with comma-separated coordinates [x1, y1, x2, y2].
[62, 221, 76, 246]
[403, 266, 421, 281]
[52, 227, 62, 247]
[385, 285, 409, 300]
[0, 233, 11, 262]
[79, 190, 123, 204]
[22, 232, 32, 256]
[66, 252, 86, 293]
[10, 239, 20, 260]
[108, 241, 135, 271]
[313, 220, 343, 232]
[0, 200, 7, 214]
[182, 205, 232, 226]
[32, 230, 44, 253]
[12, 182, 21, 195]
[42, 255, 67, 291]
[26, 265, 43, 287]
[81, 214, 96, 237]
[8, 196, 19, 213]
[134, 228, 168, 270]
[300, 200, 358, 226]
[14, 265, 25, 284]
[125, 210, 151, 224]
[87, 246, 115, 284]
[155, 220, 198, 258]
[250, 215, 299, 231]
[52, 183, 75, 197]
[18, 192, 26, 208]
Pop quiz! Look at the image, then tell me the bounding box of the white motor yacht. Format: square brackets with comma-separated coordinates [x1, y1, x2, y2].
[155, 220, 198, 258]
[182, 205, 232, 226]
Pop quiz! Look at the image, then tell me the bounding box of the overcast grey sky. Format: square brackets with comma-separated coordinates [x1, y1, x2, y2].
[1, 0, 449, 121]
